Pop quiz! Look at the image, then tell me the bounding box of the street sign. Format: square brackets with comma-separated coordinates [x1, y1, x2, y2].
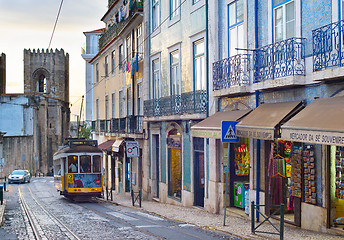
[126, 141, 140, 157]
[221, 121, 239, 143]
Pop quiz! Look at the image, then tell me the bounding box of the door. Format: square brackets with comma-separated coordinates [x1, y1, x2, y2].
[194, 137, 205, 207]
[118, 161, 123, 194]
[125, 156, 130, 192]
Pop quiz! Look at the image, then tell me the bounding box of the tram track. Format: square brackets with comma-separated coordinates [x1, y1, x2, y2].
[18, 185, 81, 240]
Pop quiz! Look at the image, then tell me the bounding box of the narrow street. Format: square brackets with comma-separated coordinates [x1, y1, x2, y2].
[0, 177, 241, 240]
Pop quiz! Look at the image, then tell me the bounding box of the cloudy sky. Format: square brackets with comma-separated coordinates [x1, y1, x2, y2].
[0, 0, 106, 120]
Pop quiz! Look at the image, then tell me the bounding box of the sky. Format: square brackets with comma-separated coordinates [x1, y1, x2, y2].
[0, 0, 106, 121]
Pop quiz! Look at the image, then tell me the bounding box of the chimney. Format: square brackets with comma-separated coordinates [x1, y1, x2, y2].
[0, 53, 6, 94]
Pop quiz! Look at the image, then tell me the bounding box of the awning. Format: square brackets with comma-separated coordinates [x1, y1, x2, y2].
[191, 110, 251, 139]
[112, 139, 124, 152]
[281, 96, 344, 146]
[98, 140, 115, 151]
[236, 101, 304, 140]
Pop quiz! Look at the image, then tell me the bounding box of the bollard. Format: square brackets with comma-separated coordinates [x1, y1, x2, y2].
[139, 190, 142, 208]
[3, 182, 6, 192]
[131, 190, 134, 206]
[106, 187, 108, 200]
[0, 185, 3, 205]
[4, 176, 6, 182]
[280, 204, 284, 240]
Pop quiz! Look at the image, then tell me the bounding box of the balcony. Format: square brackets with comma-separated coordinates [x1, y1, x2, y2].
[99, 0, 143, 50]
[212, 54, 250, 96]
[144, 90, 207, 117]
[312, 20, 344, 81]
[253, 37, 306, 89]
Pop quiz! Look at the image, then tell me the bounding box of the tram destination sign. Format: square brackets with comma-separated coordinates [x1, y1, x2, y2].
[281, 128, 344, 147]
[126, 141, 140, 157]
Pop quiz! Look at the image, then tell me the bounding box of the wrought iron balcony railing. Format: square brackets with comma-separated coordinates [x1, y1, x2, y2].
[126, 115, 143, 133]
[99, 120, 106, 132]
[213, 54, 250, 91]
[254, 37, 305, 82]
[313, 20, 344, 71]
[144, 90, 207, 117]
[99, 0, 143, 50]
[91, 121, 96, 131]
[119, 118, 126, 133]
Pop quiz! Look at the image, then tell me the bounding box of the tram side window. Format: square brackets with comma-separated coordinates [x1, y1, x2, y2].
[68, 155, 78, 173]
[80, 155, 91, 173]
[93, 155, 101, 173]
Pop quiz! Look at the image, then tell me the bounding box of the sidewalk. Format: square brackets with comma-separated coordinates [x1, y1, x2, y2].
[105, 192, 344, 240]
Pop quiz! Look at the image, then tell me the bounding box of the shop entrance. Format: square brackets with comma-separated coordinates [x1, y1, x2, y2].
[265, 140, 302, 226]
[223, 138, 250, 213]
[167, 129, 182, 199]
[152, 134, 160, 198]
[330, 146, 344, 231]
[125, 156, 130, 192]
[193, 137, 205, 207]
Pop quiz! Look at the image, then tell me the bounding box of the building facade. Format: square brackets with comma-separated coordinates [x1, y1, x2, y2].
[90, 0, 144, 195]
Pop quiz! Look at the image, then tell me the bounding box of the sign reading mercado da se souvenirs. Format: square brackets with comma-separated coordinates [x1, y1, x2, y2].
[281, 128, 344, 146]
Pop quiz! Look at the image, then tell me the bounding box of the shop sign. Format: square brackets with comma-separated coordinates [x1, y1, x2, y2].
[281, 129, 344, 146]
[191, 130, 221, 139]
[236, 127, 274, 140]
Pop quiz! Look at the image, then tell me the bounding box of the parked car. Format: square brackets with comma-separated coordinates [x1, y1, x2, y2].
[8, 170, 31, 184]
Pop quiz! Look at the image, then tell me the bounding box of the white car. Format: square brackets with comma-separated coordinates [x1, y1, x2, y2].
[8, 170, 31, 184]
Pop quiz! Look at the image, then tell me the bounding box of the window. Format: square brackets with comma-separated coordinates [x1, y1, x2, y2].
[96, 99, 99, 120]
[96, 63, 99, 83]
[127, 86, 132, 116]
[137, 83, 143, 115]
[193, 0, 201, 4]
[119, 44, 123, 71]
[273, 0, 295, 42]
[93, 155, 101, 173]
[136, 25, 142, 55]
[152, 0, 160, 31]
[68, 155, 78, 173]
[111, 50, 115, 74]
[194, 39, 205, 91]
[38, 74, 47, 93]
[105, 95, 109, 120]
[170, 50, 180, 95]
[228, 0, 244, 56]
[111, 92, 116, 118]
[80, 155, 91, 173]
[104, 55, 109, 77]
[126, 35, 131, 61]
[170, 0, 180, 19]
[152, 58, 160, 99]
[119, 90, 124, 117]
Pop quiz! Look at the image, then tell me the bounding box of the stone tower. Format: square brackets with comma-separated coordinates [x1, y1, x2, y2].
[23, 49, 70, 174]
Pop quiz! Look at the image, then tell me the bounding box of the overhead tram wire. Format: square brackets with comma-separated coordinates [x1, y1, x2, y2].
[70, 0, 188, 108]
[43, 0, 64, 66]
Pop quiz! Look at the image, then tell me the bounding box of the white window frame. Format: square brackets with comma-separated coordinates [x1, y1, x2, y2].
[228, 0, 245, 57]
[126, 34, 132, 62]
[169, 0, 181, 27]
[104, 55, 109, 78]
[152, 0, 161, 36]
[268, 0, 300, 44]
[119, 44, 123, 72]
[111, 50, 116, 75]
[105, 94, 109, 120]
[151, 54, 161, 99]
[190, 31, 206, 92]
[193, 39, 205, 91]
[111, 92, 116, 119]
[95, 98, 99, 120]
[273, 0, 295, 42]
[136, 24, 143, 55]
[168, 43, 181, 96]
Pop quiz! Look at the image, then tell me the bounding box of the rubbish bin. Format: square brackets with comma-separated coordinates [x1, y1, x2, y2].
[0, 185, 3, 205]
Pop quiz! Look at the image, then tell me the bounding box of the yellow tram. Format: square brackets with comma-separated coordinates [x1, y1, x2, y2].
[53, 139, 103, 199]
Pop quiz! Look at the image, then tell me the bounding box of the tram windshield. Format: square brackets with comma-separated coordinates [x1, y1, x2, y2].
[93, 155, 101, 173]
[80, 155, 91, 173]
[68, 155, 78, 173]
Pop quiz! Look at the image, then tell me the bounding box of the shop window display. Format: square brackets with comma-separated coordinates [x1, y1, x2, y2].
[331, 146, 344, 226]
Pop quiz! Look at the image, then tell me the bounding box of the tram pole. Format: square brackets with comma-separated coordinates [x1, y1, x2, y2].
[223, 143, 230, 226]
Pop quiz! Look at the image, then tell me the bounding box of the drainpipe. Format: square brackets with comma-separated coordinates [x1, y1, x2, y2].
[205, 0, 209, 118]
[255, 0, 260, 223]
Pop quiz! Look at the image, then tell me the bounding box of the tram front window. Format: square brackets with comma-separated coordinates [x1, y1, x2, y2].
[68, 155, 78, 173]
[80, 155, 91, 173]
[93, 155, 101, 173]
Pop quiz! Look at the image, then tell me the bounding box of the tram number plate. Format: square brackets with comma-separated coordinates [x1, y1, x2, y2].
[68, 175, 73, 183]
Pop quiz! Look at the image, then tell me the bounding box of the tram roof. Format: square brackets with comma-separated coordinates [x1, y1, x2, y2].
[54, 144, 102, 157]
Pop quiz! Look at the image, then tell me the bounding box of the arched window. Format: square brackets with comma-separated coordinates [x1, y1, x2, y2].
[38, 74, 47, 92]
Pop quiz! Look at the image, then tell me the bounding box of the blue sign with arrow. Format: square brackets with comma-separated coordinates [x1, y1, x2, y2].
[221, 121, 239, 143]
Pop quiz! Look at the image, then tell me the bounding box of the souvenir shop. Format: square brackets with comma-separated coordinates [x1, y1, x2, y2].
[222, 137, 250, 213]
[264, 139, 321, 226]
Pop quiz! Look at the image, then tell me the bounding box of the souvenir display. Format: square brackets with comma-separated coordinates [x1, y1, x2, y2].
[290, 146, 302, 198]
[234, 144, 249, 176]
[335, 146, 344, 199]
[303, 146, 317, 205]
